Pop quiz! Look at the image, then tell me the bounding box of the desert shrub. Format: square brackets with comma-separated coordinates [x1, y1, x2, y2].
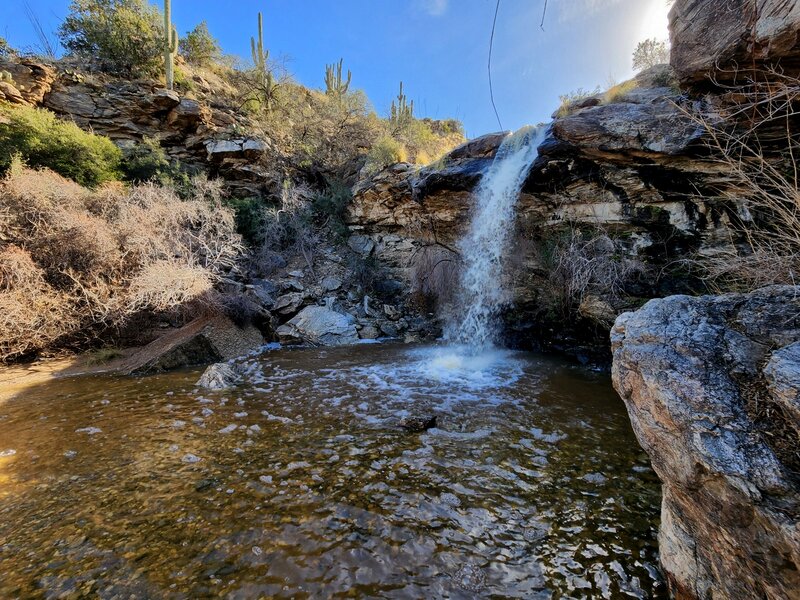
[546, 229, 647, 308]
[120, 136, 192, 192]
[556, 87, 601, 118]
[311, 180, 352, 242]
[225, 196, 266, 246]
[0, 37, 14, 59]
[684, 69, 800, 290]
[632, 38, 670, 72]
[254, 181, 318, 271]
[364, 136, 408, 174]
[0, 104, 121, 187]
[410, 244, 460, 308]
[0, 165, 243, 362]
[59, 0, 164, 77]
[179, 21, 220, 67]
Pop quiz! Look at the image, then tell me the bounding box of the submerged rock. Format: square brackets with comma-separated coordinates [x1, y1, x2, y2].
[398, 415, 437, 433]
[196, 362, 241, 390]
[611, 286, 800, 600]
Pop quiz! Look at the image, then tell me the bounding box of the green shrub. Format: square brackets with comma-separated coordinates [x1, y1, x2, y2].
[312, 180, 352, 242]
[179, 21, 220, 67]
[0, 104, 121, 186]
[59, 0, 164, 77]
[225, 196, 265, 246]
[121, 136, 191, 191]
[364, 136, 408, 174]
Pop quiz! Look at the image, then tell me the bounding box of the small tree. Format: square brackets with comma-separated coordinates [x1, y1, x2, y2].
[632, 38, 670, 72]
[59, 0, 164, 77]
[179, 21, 221, 67]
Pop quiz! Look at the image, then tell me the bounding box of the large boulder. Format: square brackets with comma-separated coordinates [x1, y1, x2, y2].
[611, 286, 800, 599]
[275, 306, 358, 346]
[670, 0, 800, 86]
[119, 315, 264, 375]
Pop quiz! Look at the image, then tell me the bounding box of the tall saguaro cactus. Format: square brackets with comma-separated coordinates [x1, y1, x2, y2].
[250, 11, 276, 112]
[163, 0, 178, 90]
[325, 58, 351, 98]
[390, 81, 414, 127]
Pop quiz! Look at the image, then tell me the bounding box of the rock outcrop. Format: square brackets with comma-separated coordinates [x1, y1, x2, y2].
[119, 315, 264, 375]
[611, 286, 800, 599]
[670, 0, 800, 87]
[0, 59, 274, 197]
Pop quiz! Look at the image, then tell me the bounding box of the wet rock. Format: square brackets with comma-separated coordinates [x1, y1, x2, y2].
[196, 362, 241, 390]
[452, 564, 486, 592]
[119, 315, 264, 375]
[378, 320, 400, 338]
[611, 285, 800, 600]
[275, 306, 358, 347]
[398, 414, 437, 432]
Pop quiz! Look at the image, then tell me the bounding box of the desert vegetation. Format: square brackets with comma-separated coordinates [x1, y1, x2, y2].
[686, 68, 800, 290]
[0, 160, 241, 362]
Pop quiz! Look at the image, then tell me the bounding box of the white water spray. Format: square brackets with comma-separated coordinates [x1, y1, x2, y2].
[446, 124, 549, 349]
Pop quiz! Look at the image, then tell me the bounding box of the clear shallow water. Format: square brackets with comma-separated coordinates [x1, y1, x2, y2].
[0, 343, 665, 599]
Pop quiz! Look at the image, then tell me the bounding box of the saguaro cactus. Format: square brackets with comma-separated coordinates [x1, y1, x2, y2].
[325, 58, 351, 98]
[163, 0, 178, 90]
[250, 11, 276, 112]
[390, 81, 414, 126]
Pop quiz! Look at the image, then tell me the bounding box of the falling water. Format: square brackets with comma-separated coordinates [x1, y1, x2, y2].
[446, 124, 549, 349]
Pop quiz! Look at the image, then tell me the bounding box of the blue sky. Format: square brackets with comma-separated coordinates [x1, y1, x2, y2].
[3, 0, 670, 137]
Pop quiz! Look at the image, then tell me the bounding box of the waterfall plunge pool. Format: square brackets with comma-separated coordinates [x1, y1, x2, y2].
[0, 343, 666, 598]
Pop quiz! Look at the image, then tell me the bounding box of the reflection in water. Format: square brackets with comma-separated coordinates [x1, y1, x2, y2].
[0, 343, 665, 598]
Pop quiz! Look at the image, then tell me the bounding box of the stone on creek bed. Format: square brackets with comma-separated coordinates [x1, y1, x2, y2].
[398, 414, 437, 433]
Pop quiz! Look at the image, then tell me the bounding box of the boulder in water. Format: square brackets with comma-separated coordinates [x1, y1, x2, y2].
[275, 306, 358, 347]
[196, 362, 241, 390]
[612, 286, 800, 599]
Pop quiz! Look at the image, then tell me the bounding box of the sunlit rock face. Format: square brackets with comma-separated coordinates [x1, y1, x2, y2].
[670, 0, 800, 87]
[611, 286, 800, 600]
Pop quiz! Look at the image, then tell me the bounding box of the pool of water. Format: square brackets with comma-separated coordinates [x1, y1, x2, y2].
[0, 343, 665, 598]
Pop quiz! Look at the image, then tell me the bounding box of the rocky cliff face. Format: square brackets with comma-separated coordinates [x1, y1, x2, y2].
[611, 287, 800, 599]
[0, 59, 275, 198]
[670, 0, 800, 87]
[348, 72, 744, 359]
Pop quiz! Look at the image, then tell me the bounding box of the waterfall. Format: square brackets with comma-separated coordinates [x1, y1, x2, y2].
[446, 124, 549, 349]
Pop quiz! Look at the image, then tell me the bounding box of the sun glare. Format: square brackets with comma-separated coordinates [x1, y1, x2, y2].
[639, 0, 671, 41]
